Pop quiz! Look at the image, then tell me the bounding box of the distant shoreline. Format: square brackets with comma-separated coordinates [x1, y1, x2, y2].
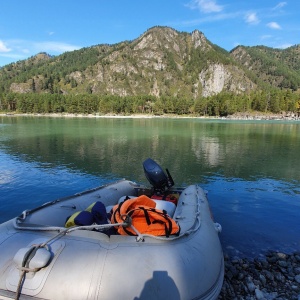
[1, 112, 299, 121]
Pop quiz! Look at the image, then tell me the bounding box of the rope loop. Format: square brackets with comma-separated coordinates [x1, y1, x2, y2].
[20, 210, 29, 220]
[15, 243, 48, 300]
[120, 214, 132, 227]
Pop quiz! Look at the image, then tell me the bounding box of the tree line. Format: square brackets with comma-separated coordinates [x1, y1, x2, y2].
[0, 89, 299, 116]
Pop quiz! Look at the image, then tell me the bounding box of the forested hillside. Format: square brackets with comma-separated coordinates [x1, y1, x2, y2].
[230, 45, 300, 90]
[0, 26, 300, 116]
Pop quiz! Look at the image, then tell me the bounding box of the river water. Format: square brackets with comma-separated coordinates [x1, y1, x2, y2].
[0, 115, 299, 258]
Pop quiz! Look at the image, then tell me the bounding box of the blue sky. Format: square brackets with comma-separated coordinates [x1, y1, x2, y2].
[0, 0, 299, 67]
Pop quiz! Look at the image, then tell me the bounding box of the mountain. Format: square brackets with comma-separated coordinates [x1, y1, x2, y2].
[0, 26, 299, 100]
[0, 26, 256, 98]
[230, 45, 300, 90]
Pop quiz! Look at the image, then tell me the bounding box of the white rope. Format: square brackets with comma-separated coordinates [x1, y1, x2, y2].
[127, 198, 202, 242]
[132, 217, 201, 242]
[13, 186, 204, 242]
[14, 244, 49, 300]
[13, 218, 65, 232]
[66, 222, 128, 233]
[15, 270, 26, 300]
[13, 217, 131, 238]
[11, 192, 204, 299]
[13, 218, 128, 233]
[128, 224, 145, 242]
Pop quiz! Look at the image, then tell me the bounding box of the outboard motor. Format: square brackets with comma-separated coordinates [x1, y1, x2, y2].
[143, 158, 174, 194]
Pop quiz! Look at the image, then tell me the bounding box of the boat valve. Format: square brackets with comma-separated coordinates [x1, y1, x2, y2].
[214, 223, 222, 233]
[13, 244, 52, 275]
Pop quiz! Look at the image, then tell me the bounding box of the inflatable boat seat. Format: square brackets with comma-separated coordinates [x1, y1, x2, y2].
[118, 195, 136, 204]
[152, 200, 176, 217]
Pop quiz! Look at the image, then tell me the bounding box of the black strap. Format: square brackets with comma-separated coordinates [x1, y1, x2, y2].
[122, 225, 135, 236]
[152, 219, 169, 237]
[139, 207, 151, 225]
[112, 201, 125, 224]
[114, 204, 178, 237]
[149, 208, 173, 237]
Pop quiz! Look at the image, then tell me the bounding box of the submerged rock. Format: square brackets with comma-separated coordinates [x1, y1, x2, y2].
[219, 251, 300, 300]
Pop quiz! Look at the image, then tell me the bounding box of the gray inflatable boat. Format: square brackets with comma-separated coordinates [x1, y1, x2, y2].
[0, 159, 224, 300]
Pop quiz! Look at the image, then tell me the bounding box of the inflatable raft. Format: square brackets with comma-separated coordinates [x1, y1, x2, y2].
[0, 159, 224, 300]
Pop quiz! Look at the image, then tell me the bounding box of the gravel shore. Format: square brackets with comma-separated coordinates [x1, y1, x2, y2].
[1, 112, 299, 121]
[225, 112, 300, 121]
[218, 251, 300, 300]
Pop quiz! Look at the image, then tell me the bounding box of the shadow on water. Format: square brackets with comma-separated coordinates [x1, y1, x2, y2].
[134, 271, 180, 300]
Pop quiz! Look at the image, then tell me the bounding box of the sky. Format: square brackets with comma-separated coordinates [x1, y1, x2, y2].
[0, 0, 299, 67]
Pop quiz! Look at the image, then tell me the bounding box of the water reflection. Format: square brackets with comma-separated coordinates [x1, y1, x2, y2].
[0, 116, 300, 257]
[0, 170, 14, 185]
[1, 117, 300, 184]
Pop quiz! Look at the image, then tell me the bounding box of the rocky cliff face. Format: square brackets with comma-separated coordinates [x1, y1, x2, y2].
[191, 30, 211, 50]
[2, 27, 258, 97]
[199, 64, 255, 97]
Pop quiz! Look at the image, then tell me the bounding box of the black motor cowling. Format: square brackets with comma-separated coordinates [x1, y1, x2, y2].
[143, 158, 174, 193]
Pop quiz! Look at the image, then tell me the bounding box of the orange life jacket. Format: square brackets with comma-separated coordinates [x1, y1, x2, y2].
[111, 195, 180, 237]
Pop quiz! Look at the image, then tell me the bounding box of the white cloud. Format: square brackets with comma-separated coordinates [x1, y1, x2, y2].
[276, 43, 292, 49]
[233, 42, 241, 48]
[33, 41, 80, 53]
[267, 22, 282, 30]
[272, 2, 287, 10]
[279, 43, 294, 49]
[0, 39, 81, 66]
[186, 0, 223, 13]
[0, 40, 11, 53]
[245, 12, 260, 25]
[5, 39, 80, 55]
[22, 48, 30, 54]
[260, 35, 272, 40]
[174, 11, 240, 27]
[0, 53, 25, 59]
